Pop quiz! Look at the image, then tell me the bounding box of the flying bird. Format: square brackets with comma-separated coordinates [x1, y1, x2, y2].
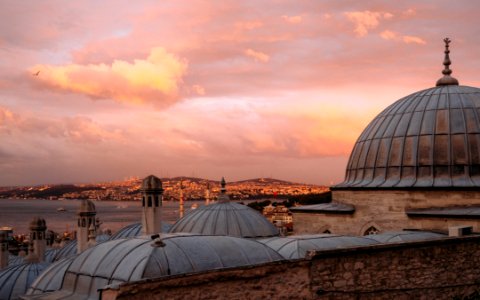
[33, 70, 40, 76]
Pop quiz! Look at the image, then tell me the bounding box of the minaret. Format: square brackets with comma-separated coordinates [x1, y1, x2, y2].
[77, 199, 96, 253]
[141, 175, 164, 235]
[205, 182, 210, 205]
[179, 180, 185, 218]
[218, 177, 230, 203]
[0, 229, 9, 269]
[28, 217, 47, 262]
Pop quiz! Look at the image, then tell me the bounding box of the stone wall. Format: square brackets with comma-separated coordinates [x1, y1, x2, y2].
[102, 235, 480, 300]
[101, 261, 311, 300]
[310, 236, 480, 299]
[293, 189, 480, 235]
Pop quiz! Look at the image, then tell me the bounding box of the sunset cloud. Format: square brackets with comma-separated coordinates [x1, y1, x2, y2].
[282, 15, 302, 24]
[235, 21, 263, 30]
[2, 1, 480, 186]
[30, 47, 187, 106]
[380, 30, 426, 45]
[344, 11, 393, 37]
[402, 35, 427, 45]
[244, 48, 270, 62]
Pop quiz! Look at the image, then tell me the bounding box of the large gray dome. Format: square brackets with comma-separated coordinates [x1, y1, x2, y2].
[168, 202, 279, 238]
[336, 85, 480, 189]
[27, 235, 283, 299]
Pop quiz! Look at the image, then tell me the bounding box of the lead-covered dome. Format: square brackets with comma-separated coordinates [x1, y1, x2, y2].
[169, 178, 279, 238]
[0, 262, 50, 300]
[27, 235, 283, 299]
[336, 85, 480, 189]
[169, 202, 279, 237]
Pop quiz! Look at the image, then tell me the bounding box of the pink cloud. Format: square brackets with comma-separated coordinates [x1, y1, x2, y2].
[30, 47, 187, 106]
[235, 21, 263, 30]
[244, 48, 270, 62]
[380, 30, 426, 45]
[282, 15, 303, 24]
[344, 10, 394, 37]
[402, 35, 427, 45]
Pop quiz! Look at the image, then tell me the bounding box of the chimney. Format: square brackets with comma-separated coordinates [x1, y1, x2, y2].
[28, 217, 47, 262]
[77, 200, 96, 253]
[141, 175, 164, 235]
[0, 229, 9, 269]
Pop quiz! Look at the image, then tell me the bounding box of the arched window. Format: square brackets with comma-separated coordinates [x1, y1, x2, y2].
[364, 226, 379, 235]
[154, 195, 159, 207]
[81, 218, 86, 227]
[148, 196, 152, 207]
[142, 196, 145, 207]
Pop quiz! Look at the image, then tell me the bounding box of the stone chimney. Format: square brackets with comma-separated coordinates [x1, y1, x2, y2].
[141, 175, 164, 235]
[0, 229, 9, 269]
[87, 223, 96, 248]
[77, 199, 96, 253]
[28, 217, 47, 262]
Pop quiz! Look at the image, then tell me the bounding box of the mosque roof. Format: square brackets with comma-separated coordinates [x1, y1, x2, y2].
[335, 39, 480, 189]
[26, 234, 283, 299]
[8, 249, 59, 268]
[258, 234, 378, 259]
[168, 202, 279, 238]
[0, 262, 50, 300]
[365, 231, 446, 243]
[26, 258, 74, 296]
[108, 222, 172, 240]
[290, 202, 355, 214]
[258, 231, 448, 259]
[52, 234, 110, 262]
[406, 206, 480, 218]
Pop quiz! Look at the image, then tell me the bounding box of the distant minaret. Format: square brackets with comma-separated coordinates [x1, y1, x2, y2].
[28, 217, 47, 262]
[218, 177, 230, 203]
[77, 199, 97, 253]
[205, 182, 210, 205]
[141, 175, 164, 235]
[179, 180, 185, 218]
[0, 229, 8, 269]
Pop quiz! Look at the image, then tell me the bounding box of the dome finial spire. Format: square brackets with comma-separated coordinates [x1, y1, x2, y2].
[436, 37, 459, 86]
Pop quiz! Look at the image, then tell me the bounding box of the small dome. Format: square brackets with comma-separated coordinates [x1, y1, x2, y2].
[366, 231, 446, 243]
[0, 262, 50, 300]
[27, 235, 283, 299]
[108, 222, 172, 240]
[336, 85, 480, 189]
[27, 258, 74, 296]
[29, 218, 46, 231]
[259, 234, 379, 259]
[169, 202, 279, 238]
[52, 234, 110, 261]
[8, 248, 58, 267]
[77, 199, 96, 215]
[141, 175, 163, 191]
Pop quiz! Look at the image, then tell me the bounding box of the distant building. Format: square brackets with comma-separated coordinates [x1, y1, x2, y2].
[263, 204, 293, 234]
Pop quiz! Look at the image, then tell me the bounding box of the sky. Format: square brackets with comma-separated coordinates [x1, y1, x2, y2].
[1, 1, 480, 186]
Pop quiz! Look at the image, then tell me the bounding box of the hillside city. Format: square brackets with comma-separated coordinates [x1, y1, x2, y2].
[0, 177, 329, 201]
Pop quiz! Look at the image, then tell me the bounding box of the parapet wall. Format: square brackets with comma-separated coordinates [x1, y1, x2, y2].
[102, 235, 480, 300]
[309, 235, 480, 299]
